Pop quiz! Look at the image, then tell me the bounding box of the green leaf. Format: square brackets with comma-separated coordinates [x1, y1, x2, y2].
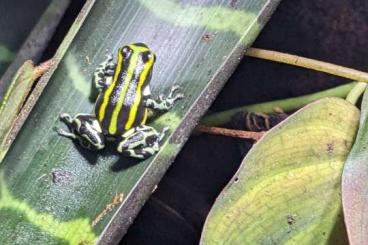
[0, 45, 16, 63]
[201, 98, 359, 245]
[342, 87, 368, 244]
[0, 61, 37, 162]
[0, 0, 280, 243]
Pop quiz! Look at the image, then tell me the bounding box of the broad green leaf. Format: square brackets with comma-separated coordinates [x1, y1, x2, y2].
[201, 98, 359, 245]
[342, 87, 368, 245]
[0, 0, 280, 244]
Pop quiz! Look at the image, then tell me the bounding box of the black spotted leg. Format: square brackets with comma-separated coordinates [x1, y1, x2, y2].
[117, 125, 169, 159]
[93, 53, 116, 91]
[144, 85, 184, 111]
[57, 113, 105, 150]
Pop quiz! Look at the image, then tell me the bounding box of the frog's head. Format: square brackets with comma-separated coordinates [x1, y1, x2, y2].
[118, 43, 156, 66]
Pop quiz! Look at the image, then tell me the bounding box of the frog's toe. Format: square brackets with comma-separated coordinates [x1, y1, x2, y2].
[59, 113, 73, 124]
[168, 85, 184, 103]
[168, 85, 182, 97]
[173, 93, 184, 101]
[56, 128, 76, 139]
[162, 126, 170, 134]
[170, 85, 181, 93]
[158, 126, 170, 143]
[158, 94, 165, 101]
[105, 53, 113, 60]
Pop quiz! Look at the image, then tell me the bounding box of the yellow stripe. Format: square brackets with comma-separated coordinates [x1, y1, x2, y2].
[98, 52, 123, 122]
[128, 44, 149, 53]
[108, 50, 139, 134]
[125, 56, 154, 130]
[141, 108, 148, 125]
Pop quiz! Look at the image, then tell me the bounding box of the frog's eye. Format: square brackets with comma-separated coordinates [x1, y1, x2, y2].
[142, 52, 153, 63]
[121, 47, 129, 56]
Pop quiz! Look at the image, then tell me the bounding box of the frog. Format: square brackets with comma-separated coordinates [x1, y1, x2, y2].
[57, 43, 183, 159]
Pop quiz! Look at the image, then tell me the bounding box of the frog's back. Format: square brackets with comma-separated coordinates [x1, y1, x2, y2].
[95, 43, 154, 136]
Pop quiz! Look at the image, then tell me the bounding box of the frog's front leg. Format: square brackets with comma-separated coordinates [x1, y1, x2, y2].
[57, 113, 105, 150]
[117, 125, 169, 159]
[93, 53, 116, 91]
[144, 85, 184, 111]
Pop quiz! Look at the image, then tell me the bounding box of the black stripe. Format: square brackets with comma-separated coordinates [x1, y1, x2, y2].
[117, 60, 152, 133]
[95, 54, 130, 135]
[117, 64, 140, 133]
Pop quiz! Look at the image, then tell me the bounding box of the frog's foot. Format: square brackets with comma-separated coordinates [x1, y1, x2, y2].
[168, 85, 184, 101]
[93, 53, 116, 91]
[144, 85, 184, 111]
[117, 125, 169, 159]
[57, 113, 105, 151]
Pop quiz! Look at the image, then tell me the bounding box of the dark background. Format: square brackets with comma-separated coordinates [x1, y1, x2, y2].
[0, 0, 52, 75]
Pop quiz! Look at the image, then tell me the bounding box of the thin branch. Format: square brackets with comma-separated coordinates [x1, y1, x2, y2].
[246, 48, 368, 82]
[32, 59, 55, 81]
[195, 125, 264, 141]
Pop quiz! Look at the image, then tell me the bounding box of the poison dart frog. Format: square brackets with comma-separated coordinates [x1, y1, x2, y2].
[57, 43, 183, 159]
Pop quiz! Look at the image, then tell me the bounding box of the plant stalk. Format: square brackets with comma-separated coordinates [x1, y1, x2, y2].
[246, 48, 368, 82]
[346, 82, 367, 105]
[195, 125, 264, 140]
[201, 82, 356, 126]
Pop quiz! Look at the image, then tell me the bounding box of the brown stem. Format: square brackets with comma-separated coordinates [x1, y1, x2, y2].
[246, 48, 368, 82]
[32, 59, 55, 81]
[195, 125, 264, 141]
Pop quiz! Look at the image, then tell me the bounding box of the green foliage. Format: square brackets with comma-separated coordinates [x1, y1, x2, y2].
[0, 45, 15, 63]
[0, 0, 279, 243]
[201, 98, 359, 244]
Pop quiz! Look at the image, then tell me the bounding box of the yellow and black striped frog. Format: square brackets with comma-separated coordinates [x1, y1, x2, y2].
[57, 43, 183, 159]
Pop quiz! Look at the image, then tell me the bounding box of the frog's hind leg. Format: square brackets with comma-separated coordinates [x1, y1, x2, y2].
[93, 53, 116, 91]
[57, 113, 105, 150]
[117, 126, 169, 159]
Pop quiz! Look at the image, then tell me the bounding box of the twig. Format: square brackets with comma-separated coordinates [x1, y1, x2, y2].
[92, 193, 124, 227]
[32, 59, 55, 81]
[195, 125, 264, 141]
[246, 48, 368, 82]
